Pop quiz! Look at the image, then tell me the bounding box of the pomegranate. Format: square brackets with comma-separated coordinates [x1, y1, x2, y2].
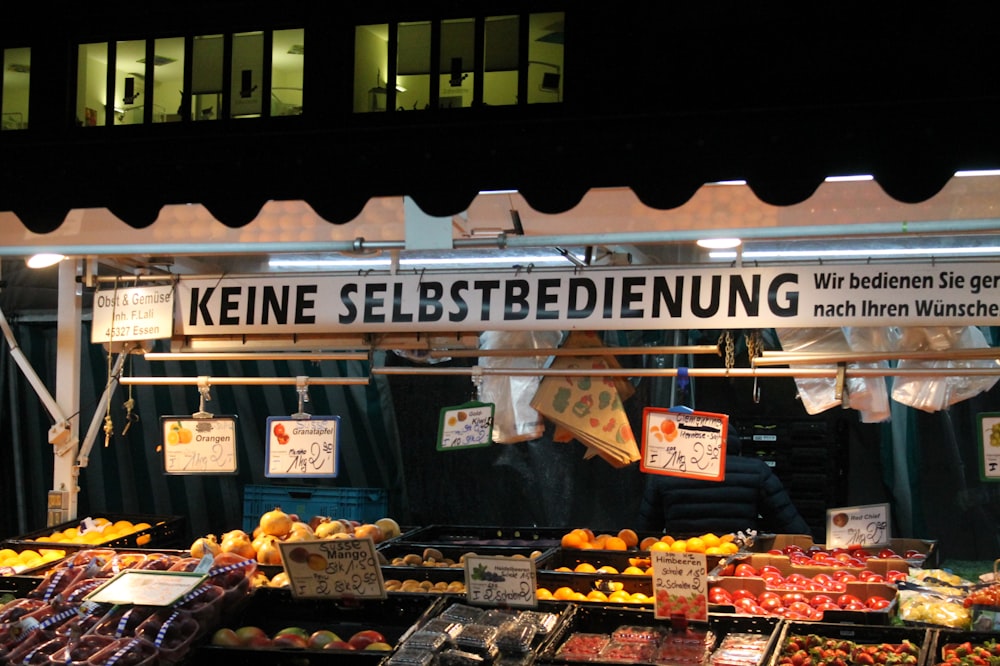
[259, 507, 293, 537]
[220, 532, 256, 560]
[190, 534, 221, 559]
[255, 535, 283, 566]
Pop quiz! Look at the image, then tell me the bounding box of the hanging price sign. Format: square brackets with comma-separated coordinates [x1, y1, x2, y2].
[650, 551, 707, 620]
[161, 416, 238, 474]
[265, 416, 339, 478]
[437, 401, 494, 451]
[640, 408, 727, 480]
[826, 503, 890, 549]
[278, 537, 386, 600]
[464, 555, 537, 608]
[978, 413, 1000, 482]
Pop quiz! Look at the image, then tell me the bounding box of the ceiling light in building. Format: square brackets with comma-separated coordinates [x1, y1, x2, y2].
[696, 237, 742, 250]
[26, 253, 66, 269]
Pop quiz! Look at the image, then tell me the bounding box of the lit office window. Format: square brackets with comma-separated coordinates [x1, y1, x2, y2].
[483, 16, 518, 107]
[354, 24, 388, 113]
[439, 18, 474, 109]
[191, 34, 223, 121]
[527, 12, 563, 104]
[272, 29, 304, 116]
[231, 31, 264, 118]
[115, 40, 145, 125]
[396, 21, 431, 111]
[2, 47, 30, 130]
[151, 37, 184, 123]
[77, 42, 108, 126]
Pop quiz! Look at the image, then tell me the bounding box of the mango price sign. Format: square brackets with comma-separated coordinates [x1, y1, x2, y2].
[640, 408, 727, 481]
[464, 555, 538, 608]
[265, 416, 339, 478]
[278, 537, 386, 600]
[650, 551, 707, 621]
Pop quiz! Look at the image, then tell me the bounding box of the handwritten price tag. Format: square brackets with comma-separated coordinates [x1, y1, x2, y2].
[464, 555, 537, 608]
[640, 408, 727, 481]
[161, 416, 238, 475]
[265, 416, 340, 478]
[826, 503, 891, 549]
[650, 551, 707, 621]
[278, 537, 386, 600]
[437, 401, 494, 451]
[978, 413, 1000, 482]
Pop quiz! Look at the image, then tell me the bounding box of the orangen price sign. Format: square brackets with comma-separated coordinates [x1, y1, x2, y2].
[161, 416, 238, 474]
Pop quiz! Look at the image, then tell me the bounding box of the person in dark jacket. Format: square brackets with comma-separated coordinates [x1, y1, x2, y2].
[638, 430, 811, 536]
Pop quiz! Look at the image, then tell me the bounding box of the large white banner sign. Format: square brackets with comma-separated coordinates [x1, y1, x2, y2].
[173, 262, 1000, 334]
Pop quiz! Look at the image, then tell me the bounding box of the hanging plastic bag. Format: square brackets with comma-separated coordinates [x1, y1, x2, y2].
[891, 326, 1000, 412]
[775, 327, 890, 422]
[477, 330, 563, 443]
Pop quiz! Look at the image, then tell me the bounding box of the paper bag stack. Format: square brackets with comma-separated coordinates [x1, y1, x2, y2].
[530, 332, 640, 468]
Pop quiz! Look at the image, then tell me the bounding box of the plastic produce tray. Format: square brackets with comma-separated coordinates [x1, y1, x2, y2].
[243, 485, 388, 532]
[768, 621, 932, 666]
[537, 604, 781, 664]
[187, 588, 444, 665]
[394, 525, 566, 548]
[3, 513, 186, 552]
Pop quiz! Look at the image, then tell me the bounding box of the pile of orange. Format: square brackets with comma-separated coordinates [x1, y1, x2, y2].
[638, 532, 738, 556]
[559, 527, 639, 551]
[559, 528, 738, 556]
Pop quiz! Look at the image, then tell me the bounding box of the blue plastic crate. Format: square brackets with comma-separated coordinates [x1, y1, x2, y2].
[242, 485, 388, 532]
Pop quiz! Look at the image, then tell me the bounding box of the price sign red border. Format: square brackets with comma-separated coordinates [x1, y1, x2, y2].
[640, 408, 727, 481]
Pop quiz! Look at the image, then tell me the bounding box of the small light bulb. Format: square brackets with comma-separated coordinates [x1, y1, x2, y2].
[26, 253, 66, 269]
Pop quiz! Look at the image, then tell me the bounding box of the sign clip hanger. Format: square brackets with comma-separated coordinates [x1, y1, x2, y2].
[292, 376, 312, 420]
[193, 376, 213, 418]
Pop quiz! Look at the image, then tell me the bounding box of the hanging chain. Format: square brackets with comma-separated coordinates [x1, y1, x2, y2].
[745, 329, 764, 365]
[718, 330, 735, 369]
[104, 278, 120, 447]
[121, 353, 138, 435]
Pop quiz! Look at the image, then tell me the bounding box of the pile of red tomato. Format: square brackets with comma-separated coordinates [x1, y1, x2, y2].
[729, 561, 907, 587]
[708, 585, 892, 621]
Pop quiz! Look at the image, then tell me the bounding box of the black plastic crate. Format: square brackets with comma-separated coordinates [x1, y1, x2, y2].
[187, 588, 444, 665]
[3, 513, 186, 553]
[537, 604, 781, 664]
[927, 629, 1000, 663]
[395, 525, 566, 548]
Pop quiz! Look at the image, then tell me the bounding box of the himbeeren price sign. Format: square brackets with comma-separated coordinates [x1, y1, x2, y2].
[650, 551, 707, 620]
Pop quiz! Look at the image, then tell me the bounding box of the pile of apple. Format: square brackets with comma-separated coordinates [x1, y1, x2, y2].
[210, 624, 392, 652]
[189, 507, 402, 577]
[765, 543, 926, 567]
[728, 561, 907, 586]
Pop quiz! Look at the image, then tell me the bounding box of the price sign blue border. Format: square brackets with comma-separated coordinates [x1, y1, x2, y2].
[265, 415, 340, 478]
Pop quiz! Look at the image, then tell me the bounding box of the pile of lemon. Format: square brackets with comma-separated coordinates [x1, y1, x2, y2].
[0, 547, 65, 573]
[30, 517, 153, 547]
